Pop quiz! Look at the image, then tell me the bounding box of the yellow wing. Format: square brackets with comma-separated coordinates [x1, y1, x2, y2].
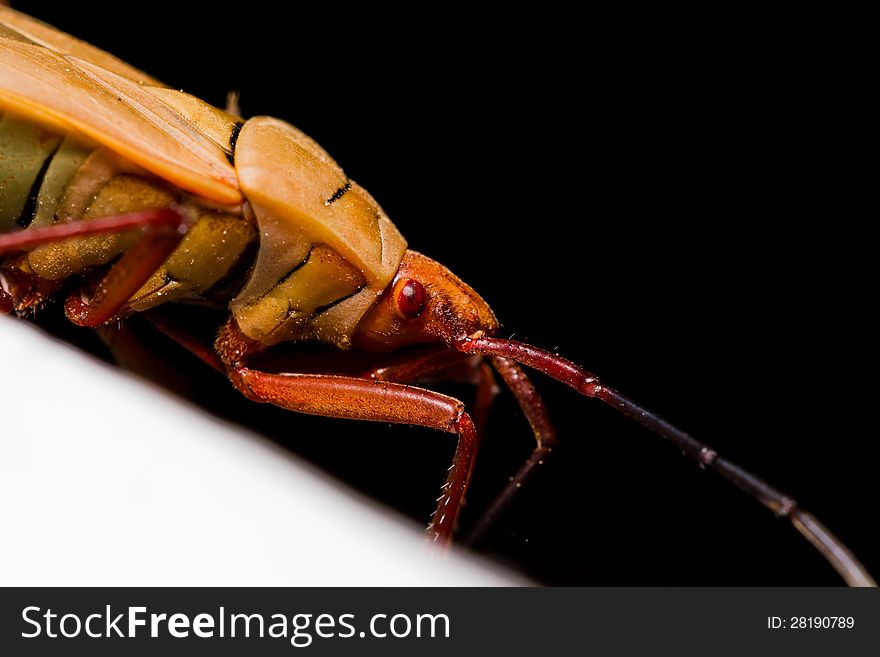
[0, 7, 242, 205]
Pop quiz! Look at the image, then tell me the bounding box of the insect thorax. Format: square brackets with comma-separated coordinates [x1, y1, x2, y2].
[227, 117, 407, 350]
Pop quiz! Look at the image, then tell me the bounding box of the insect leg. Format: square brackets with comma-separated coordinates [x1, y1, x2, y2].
[367, 349, 478, 384]
[142, 310, 225, 373]
[0, 207, 190, 325]
[231, 367, 478, 545]
[375, 355, 567, 547]
[145, 319, 495, 544]
[0, 209, 186, 255]
[367, 352, 499, 439]
[0, 288, 11, 314]
[368, 353, 502, 529]
[444, 359, 498, 446]
[465, 356, 558, 546]
[62, 208, 190, 327]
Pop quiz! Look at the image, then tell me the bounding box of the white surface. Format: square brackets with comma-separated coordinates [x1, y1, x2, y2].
[0, 316, 519, 585]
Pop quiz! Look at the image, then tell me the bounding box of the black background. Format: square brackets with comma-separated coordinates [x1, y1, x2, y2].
[10, 2, 876, 585]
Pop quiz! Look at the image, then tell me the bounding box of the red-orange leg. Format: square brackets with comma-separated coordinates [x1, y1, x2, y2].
[144, 310, 225, 373]
[0, 208, 190, 326]
[466, 356, 558, 545]
[372, 353, 558, 546]
[63, 209, 189, 327]
[367, 351, 498, 439]
[0, 288, 12, 315]
[232, 368, 478, 544]
[158, 318, 495, 544]
[456, 360, 498, 444]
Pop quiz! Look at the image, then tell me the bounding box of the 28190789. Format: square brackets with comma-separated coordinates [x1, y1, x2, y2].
[1, 3, 875, 585]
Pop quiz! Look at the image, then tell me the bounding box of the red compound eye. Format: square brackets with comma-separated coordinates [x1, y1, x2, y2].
[395, 279, 427, 319]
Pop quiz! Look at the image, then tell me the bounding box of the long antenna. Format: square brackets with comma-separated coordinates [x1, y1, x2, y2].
[457, 336, 876, 587]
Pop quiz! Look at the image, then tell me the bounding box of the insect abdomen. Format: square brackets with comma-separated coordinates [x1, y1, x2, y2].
[0, 110, 256, 312]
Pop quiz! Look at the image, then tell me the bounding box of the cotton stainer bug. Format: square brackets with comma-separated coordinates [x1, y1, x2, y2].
[0, 6, 872, 584]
